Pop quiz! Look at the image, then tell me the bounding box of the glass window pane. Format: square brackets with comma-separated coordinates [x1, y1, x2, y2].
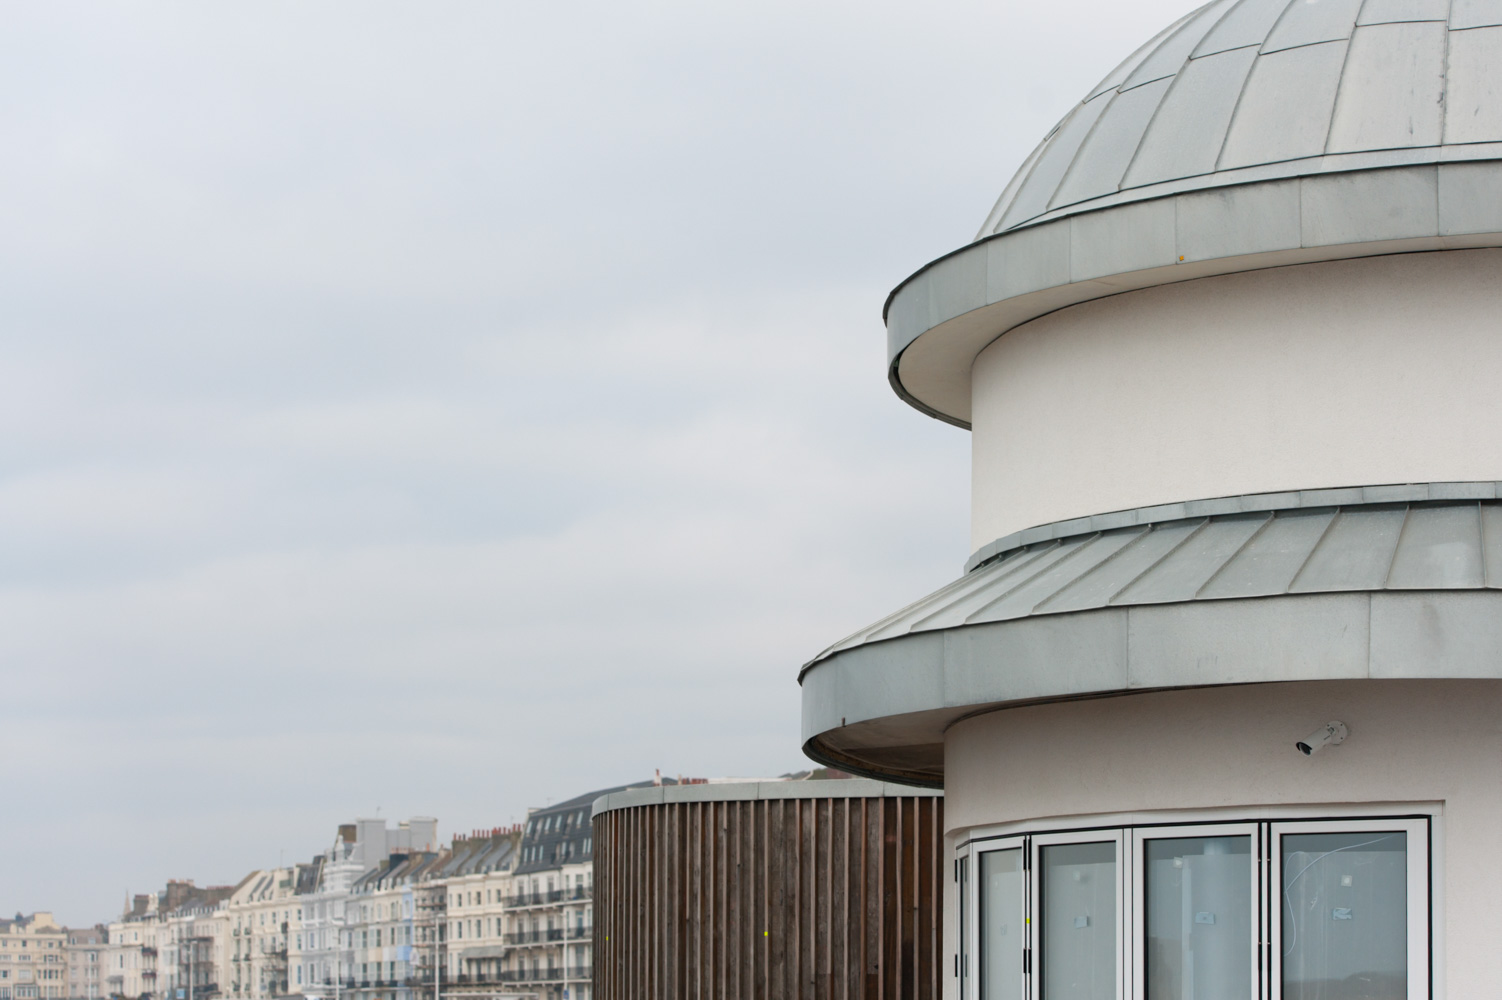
[980, 848, 1024, 1000]
[1041, 842, 1116, 1000]
[1282, 831, 1407, 1000]
[1145, 836, 1252, 1000]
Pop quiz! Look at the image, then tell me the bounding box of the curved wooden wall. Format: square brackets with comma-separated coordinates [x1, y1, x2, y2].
[593, 793, 943, 1000]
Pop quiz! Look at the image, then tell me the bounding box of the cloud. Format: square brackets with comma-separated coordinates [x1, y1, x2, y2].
[0, 0, 1198, 925]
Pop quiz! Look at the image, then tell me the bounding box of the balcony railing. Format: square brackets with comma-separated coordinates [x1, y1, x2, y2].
[567, 926, 592, 941]
[496, 969, 565, 984]
[506, 886, 593, 908]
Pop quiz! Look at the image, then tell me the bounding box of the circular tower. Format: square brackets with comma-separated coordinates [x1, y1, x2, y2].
[800, 1, 1502, 996]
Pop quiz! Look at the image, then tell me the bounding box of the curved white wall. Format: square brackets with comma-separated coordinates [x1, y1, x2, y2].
[944, 679, 1502, 1000]
[969, 250, 1502, 549]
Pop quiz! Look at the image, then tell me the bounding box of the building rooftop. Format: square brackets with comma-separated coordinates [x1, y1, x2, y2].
[802, 491, 1502, 784]
[980, 0, 1502, 238]
[884, 0, 1502, 427]
[514, 779, 678, 875]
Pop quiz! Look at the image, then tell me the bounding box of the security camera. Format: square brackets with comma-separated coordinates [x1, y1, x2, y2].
[1296, 721, 1348, 756]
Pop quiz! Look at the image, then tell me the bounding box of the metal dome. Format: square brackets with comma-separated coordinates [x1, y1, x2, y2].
[882, 0, 1502, 429]
[978, 0, 1502, 238]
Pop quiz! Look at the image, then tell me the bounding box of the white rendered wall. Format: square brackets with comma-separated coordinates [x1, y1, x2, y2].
[942, 679, 1502, 1000]
[969, 250, 1502, 550]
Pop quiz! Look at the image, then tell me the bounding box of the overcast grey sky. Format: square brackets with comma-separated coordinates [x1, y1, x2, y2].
[0, 0, 1195, 925]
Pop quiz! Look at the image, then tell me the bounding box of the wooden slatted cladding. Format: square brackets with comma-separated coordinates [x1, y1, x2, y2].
[594, 792, 943, 1000]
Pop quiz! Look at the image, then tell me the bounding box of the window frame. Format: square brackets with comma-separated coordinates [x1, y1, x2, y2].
[1268, 816, 1430, 1000]
[1029, 828, 1126, 1000]
[955, 812, 1433, 1000]
[1130, 822, 1261, 1000]
[961, 835, 1029, 999]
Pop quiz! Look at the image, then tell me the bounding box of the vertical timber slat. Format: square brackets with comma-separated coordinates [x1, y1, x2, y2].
[592, 789, 942, 1000]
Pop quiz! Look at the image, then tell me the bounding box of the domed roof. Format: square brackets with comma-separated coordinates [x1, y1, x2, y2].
[979, 0, 1502, 238]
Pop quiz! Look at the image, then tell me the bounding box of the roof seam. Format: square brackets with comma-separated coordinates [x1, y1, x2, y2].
[1213, 0, 1303, 172]
[1439, 0, 1457, 144]
[1287, 505, 1346, 592]
[1381, 504, 1416, 588]
[911, 543, 1060, 630]
[964, 533, 1105, 623]
[998, 91, 1116, 231]
[1118, 27, 1215, 191]
[1107, 519, 1210, 605]
[1117, 73, 1176, 94]
[1045, 90, 1124, 214]
[1085, 5, 1204, 101]
[1483, 501, 1496, 588]
[1320, 9, 1364, 155]
[1101, 0, 1239, 202]
[1017, 134, 1481, 229]
[1195, 0, 1264, 56]
[978, 130, 1055, 241]
[1187, 40, 1265, 60]
[1475, 500, 1489, 588]
[1047, 525, 1152, 601]
[1192, 510, 1276, 598]
[1257, 0, 1309, 55]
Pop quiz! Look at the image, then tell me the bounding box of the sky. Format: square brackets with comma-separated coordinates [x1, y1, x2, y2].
[0, 0, 1197, 925]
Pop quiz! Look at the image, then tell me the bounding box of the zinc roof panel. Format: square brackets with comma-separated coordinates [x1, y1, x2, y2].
[908, 540, 1087, 631]
[1124, 45, 1259, 187]
[1123, 0, 1240, 89]
[1196, 0, 1297, 55]
[841, 547, 1031, 646]
[860, 546, 1047, 642]
[1451, 0, 1502, 26]
[999, 92, 1115, 229]
[979, 134, 1053, 238]
[1290, 505, 1407, 591]
[1111, 514, 1269, 605]
[1262, 0, 1363, 51]
[1219, 41, 1348, 168]
[1051, 77, 1173, 209]
[1198, 508, 1336, 598]
[1358, 0, 1451, 23]
[1442, 26, 1502, 145]
[1087, 9, 1202, 99]
[1327, 21, 1447, 152]
[1482, 504, 1502, 586]
[966, 528, 1148, 623]
[1387, 503, 1486, 588]
[1035, 520, 1205, 613]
